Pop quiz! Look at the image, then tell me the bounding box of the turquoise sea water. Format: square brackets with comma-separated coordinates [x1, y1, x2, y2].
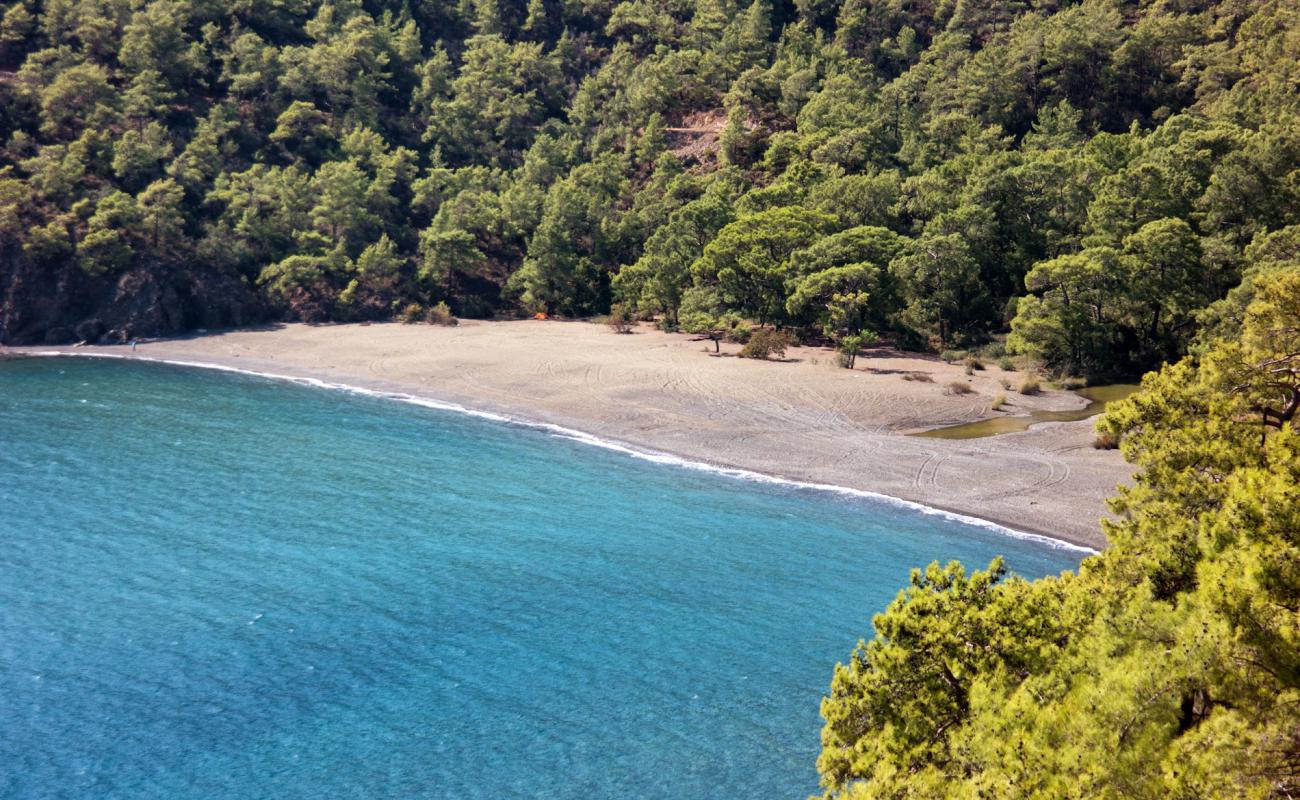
[0, 357, 1083, 799]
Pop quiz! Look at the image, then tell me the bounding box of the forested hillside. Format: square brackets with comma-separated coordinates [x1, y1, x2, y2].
[0, 0, 1296, 378]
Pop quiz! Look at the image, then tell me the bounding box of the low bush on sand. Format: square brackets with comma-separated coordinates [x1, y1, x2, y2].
[427, 301, 458, 326]
[740, 329, 792, 360]
[1093, 430, 1120, 449]
[606, 303, 634, 334]
[398, 302, 458, 326]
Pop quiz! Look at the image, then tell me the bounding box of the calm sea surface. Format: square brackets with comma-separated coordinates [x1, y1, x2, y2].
[0, 357, 1081, 799]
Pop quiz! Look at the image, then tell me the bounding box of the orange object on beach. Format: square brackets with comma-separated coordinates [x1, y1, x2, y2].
[533, 312, 548, 320]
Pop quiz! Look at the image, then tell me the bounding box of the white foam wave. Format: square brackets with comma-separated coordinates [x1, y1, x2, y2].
[27, 350, 1098, 554]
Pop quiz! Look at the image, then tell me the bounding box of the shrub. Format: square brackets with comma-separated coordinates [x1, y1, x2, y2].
[427, 301, 458, 326]
[398, 302, 426, 323]
[1092, 430, 1120, 449]
[965, 356, 985, 370]
[940, 349, 964, 364]
[1059, 375, 1087, 390]
[901, 372, 934, 383]
[725, 319, 753, 343]
[607, 303, 633, 333]
[998, 356, 1015, 371]
[740, 329, 792, 360]
[991, 392, 1007, 411]
[999, 378, 1013, 390]
[1019, 374, 1042, 395]
[944, 380, 976, 395]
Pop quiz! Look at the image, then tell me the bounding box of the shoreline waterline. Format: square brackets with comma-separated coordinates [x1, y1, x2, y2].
[18, 350, 1098, 554]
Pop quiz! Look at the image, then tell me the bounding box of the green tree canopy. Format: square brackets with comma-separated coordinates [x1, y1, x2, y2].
[692, 206, 834, 325]
[1, 0, 1298, 363]
[818, 267, 1300, 799]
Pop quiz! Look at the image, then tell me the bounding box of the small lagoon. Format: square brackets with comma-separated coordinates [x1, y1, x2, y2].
[911, 384, 1140, 439]
[0, 358, 1082, 799]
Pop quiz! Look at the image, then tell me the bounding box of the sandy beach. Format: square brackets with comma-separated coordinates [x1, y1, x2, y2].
[16, 320, 1133, 549]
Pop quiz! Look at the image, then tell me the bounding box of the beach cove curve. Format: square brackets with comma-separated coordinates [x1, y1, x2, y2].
[24, 350, 1097, 555]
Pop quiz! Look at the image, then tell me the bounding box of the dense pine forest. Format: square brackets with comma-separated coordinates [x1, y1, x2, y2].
[3, 0, 1300, 796]
[0, 0, 1294, 379]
